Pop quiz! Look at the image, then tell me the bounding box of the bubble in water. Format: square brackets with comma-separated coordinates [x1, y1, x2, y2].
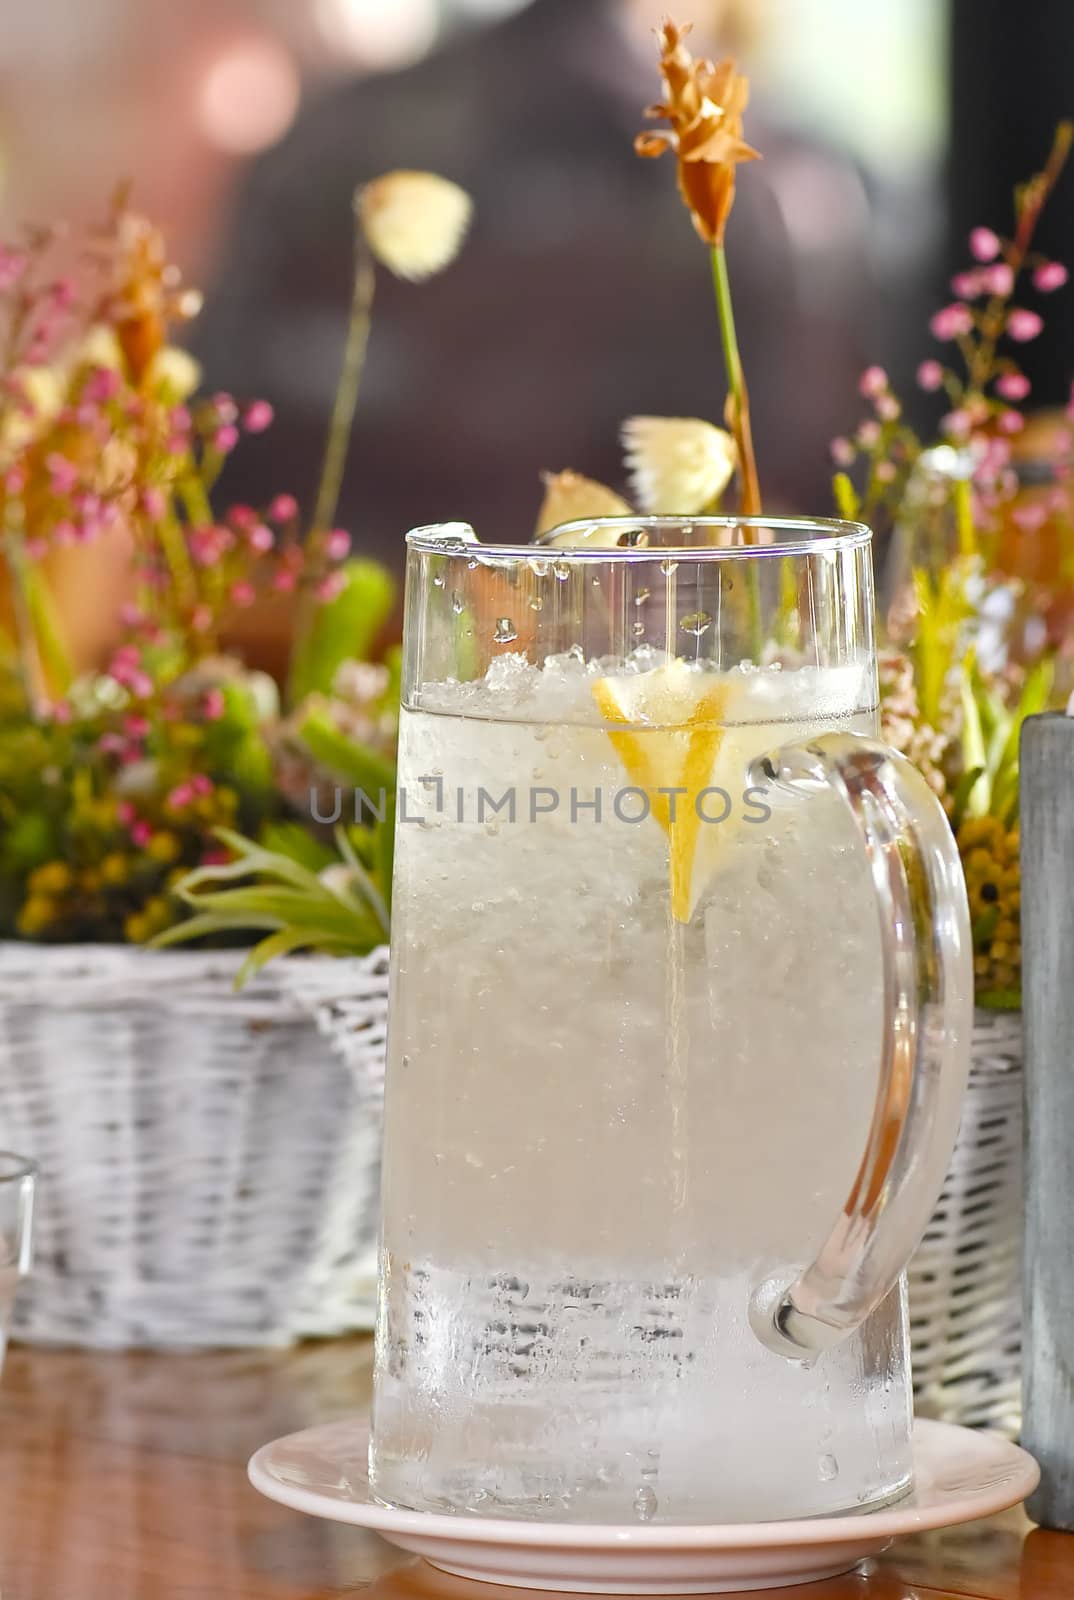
[633, 1484, 658, 1522]
[467, 558, 479, 570]
[553, 561, 571, 581]
[451, 592, 465, 614]
[432, 573, 445, 588]
[632, 620, 646, 637]
[680, 610, 713, 638]
[530, 596, 544, 611]
[494, 617, 518, 644]
[634, 587, 651, 606]
[530, 557, 550, 577]
[818, 1454, 839, 1482]
[660, 558, 678, 577]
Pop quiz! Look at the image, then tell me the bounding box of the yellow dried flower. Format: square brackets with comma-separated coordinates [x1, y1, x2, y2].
[535, 471, 633, 539]
[621, 416, 737, 515]
[358, 171, 473, 282]
[635, 23, 759, 248]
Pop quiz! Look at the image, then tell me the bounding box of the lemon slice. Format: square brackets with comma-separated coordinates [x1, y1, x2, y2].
[592, 662, 731, 923]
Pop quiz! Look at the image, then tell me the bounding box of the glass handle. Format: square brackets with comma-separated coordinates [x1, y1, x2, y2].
[748, 732, 973, 1360]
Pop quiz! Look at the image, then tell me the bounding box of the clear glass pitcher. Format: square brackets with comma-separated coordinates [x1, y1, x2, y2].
[371, 517, 972, 1525]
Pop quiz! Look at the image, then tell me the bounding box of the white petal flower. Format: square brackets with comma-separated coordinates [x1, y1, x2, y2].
[358, 171, 473, 282]
[535, 470, 633, 539]
[622, 416, 737, 514]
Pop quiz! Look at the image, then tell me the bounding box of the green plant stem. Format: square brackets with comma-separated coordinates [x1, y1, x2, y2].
[2, 527, 41, 710]
[711, 244, 761, 521]
[312, 233, 376, 537]
[289, 218, 377, 709]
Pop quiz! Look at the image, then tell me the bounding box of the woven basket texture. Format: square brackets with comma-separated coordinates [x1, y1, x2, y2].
[0, 943, 388, 1349]
[909, 1009, 1023, 1435]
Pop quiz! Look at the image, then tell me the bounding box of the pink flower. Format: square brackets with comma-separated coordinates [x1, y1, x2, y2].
[213, 424, 240, 453]
[50, 699, 72, 725]
[204, 687, 226, 721]
[268, 493, 299, 524]
[130, 821, 153, 848]
[316, 572, 347, 604]
[170, 405, 192, 433]
[856, 420, 881, 448]
[859, 365, 888, 398]
[191, 774, 213, 797]
[951, 271, 982, 299]
[917, 360, 944, 391]
[874, 460, 896, 484]
[4, 466, 26, 495]
[166, 783, 193, 811]
[229, 580, 255, 607]
[50, 277, 77, 310]
[53, 520, 78, 547]
[1033, 261, 1068, 293]
[969, 226, 1001, 262]
[120, 603, 145, 628]
[249, 522, 274, 553]
[46, 453, 80, 496]
[325, 528, 351, 560]
[23, 538, 47, 560]
[830, 436, 855, 467]
[211, 393, 239, 425]
[930, 303, 974, 341]
[227, 504, 256, 530]
[84, 367, 121, 405]
[129, 670, 154, 699]
[983, 263, 1014, 297]
[165, 434, 188, 457]
[1007, 308, 1043, 342]
[941, 409, 972, 440]
[242, 399, 274, 433]
[0, 247, 27, 292]
[273, 569, 297, 593]
[996, 372, 1031, 401]
[124, 715, 150, 739]
[875, 394, 901, 422]
[1013, 502, 1048, 532]
[116, 800, 135, 826]
[998, 410, 1025, 434]
[190, 604, 212, 633]
[141, 487, 167, 520]
[99, 733, 126, 757]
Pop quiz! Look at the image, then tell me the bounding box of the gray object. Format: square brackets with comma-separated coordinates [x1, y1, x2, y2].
[1020, 712, 1074, 1528]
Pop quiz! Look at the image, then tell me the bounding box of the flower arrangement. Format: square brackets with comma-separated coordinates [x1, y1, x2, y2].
[0, 173, 471, 953]
[535, 23, 1073, 1012]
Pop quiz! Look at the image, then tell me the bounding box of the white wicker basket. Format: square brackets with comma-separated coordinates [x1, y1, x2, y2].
[909, 1008, 1023, 1435]
[0, 943, 389, 1349]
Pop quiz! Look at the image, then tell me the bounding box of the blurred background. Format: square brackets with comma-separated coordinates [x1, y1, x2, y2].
[1, 0, 1070, 572]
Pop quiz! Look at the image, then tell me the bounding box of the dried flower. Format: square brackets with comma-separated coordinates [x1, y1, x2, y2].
[534, 470, 633, 538]
[358, 171, 473, 282]
[635, 23, 759, 248]
[622, 415, 736, 514]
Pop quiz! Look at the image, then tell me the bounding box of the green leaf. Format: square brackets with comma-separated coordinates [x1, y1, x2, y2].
[296, 708, 396, 797]
[975, 987, 1022, 1011]
[950, 764, 985, 831]
[259, 820, 337, 873]
[287, 558, 395, 704]
[832, 472, 860, 521]
[959, 668, 989, 816]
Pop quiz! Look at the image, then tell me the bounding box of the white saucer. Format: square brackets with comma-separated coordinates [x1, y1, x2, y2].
[248, 1418, 1038, 1594]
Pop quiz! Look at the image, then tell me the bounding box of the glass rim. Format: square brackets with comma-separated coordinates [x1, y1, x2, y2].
[0, 1152, 36, 1184]
[405, 515, 872, 562]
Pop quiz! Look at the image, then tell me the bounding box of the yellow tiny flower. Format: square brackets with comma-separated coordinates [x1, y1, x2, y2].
[101, 852, 130, 886]
[16, 896, 56, 937]
[123, 912, 152, 944]
[28, 861, 73, 896]
[147, 831, 180, 864]
[358, 171, 473, 283]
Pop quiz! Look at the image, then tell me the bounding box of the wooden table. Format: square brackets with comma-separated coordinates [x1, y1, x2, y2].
[0, 1338, 1066, 1599]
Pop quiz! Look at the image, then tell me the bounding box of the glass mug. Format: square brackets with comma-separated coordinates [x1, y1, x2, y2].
[371, 517, 972, 1525]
